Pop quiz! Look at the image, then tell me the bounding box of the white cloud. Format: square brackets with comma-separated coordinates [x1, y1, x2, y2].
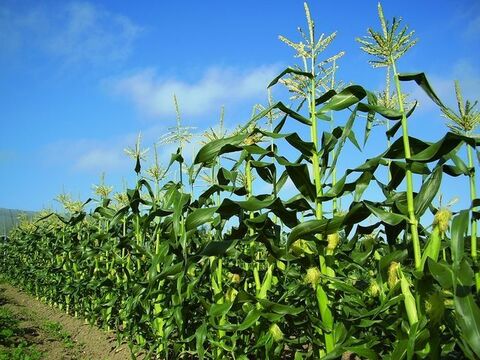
[41, 125, 182, 175]
[0, 1, 142, 66]
[43, 137, 132, 174]
[48, 2, 142, 65]
[74, 147, 126, 172]
[107, 64, 281, 118]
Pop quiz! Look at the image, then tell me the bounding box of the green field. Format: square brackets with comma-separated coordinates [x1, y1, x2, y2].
[1, 3, 479, 359]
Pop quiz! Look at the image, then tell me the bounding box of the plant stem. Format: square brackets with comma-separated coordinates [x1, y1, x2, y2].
[246, 158, 255, 229]
[467, 145, 478, 260]
[179, 157, 183, 188]
[311, 104, 323, 219]
[246, 157, 261, 293]
[386, 66, 392, 183]
[467, 144, 480, 292]
[309, 54, 334, 354]
[330, 61, 337, 213]
[391, 57, 421, 270]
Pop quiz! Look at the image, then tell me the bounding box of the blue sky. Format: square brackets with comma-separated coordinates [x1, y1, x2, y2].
[0, 0, 479, 212]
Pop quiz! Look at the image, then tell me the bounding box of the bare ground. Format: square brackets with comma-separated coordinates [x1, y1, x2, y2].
[0, 282, 133, 360]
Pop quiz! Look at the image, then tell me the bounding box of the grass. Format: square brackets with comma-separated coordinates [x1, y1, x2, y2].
[42, 321, 75, 349]
[0, 306, 42, 360]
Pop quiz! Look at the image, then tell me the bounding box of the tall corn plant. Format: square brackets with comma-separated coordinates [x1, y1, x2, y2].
[441, 81, 480, 290]
[276, 3, 344, 353]
[357, 3, 421, 269]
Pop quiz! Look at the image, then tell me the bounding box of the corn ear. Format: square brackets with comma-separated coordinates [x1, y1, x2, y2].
[398, 266, 418, 326]
[258, 264, 274, 299]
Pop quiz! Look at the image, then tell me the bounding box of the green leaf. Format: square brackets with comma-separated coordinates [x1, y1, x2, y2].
[245, 102, 312, 127]
[315, 89, 337, 105]
[410, 132, 464, 163]
[386, 120, 402, 140]
[354, 172, 374, 202]
[358, 100, 417, 120]
[388, 161, 430, 190]
[200, 240, 237, 257]
[237, 308, 262, 331]
[390, 339, 408, 360]
[268, 67, 313, 88]
[414, 165, 442, 217]
[345, 346, 378, 360]
[134, 156, 141, 174]
[195, 323, 208, 360]
[276, 102, 311, 125]
[287, 216, 343, 246]
[216, 167, 235, 186]
[361, 101, 417, 141]
[286, 164, 316, 202]
[166, 147, 184, 170]
[427, 259, 454, 289]
[317, 85, 367, 113]
[398, 72, 446, 108]
[285, 133, 315, 156]
[451, 210, 469, 267]
[253, 163, 276, 185]
[218, 196, 275, 214]
[185, 206, 218, 231]
[257, 299, 304, 315]
[194, 133, 246, 166]
[157, 262, 183, 280]
[454, 288, 480, 357]
[209, 301, 234, 317]
[364, 202, 409, 225]
[327, 108, 359, 179]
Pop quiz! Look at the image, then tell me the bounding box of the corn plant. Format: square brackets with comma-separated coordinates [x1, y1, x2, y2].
[441, 81, 480, 291]
[1, 2, 480, 359]
[357, 2, 421, 269]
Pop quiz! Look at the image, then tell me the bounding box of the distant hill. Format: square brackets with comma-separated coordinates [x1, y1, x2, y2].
[0, 208, 37, 236]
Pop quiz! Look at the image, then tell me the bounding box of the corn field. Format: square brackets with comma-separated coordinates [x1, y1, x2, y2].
[1, 4, 480, 359]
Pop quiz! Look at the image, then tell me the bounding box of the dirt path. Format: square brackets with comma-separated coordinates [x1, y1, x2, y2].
[0, 281, 132, 360]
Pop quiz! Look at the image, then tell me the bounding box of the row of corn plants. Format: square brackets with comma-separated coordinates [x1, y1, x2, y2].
[2, 3, 480, 359]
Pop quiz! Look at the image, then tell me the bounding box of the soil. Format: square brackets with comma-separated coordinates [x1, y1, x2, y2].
[0, 282, 133, 360]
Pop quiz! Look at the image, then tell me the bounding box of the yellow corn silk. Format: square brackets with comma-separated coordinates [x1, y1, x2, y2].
[228, 272, 241, 284]
[304, 267, 321, 288]
[290, 239, 315, 256]
[225, 288, 238, 303]
[388, 261, 400, 289]
[433, 208, 452, 236]
[368, 280, 380, 298]
[269, 323, 284, 342]
[326, 232, 340, 253]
